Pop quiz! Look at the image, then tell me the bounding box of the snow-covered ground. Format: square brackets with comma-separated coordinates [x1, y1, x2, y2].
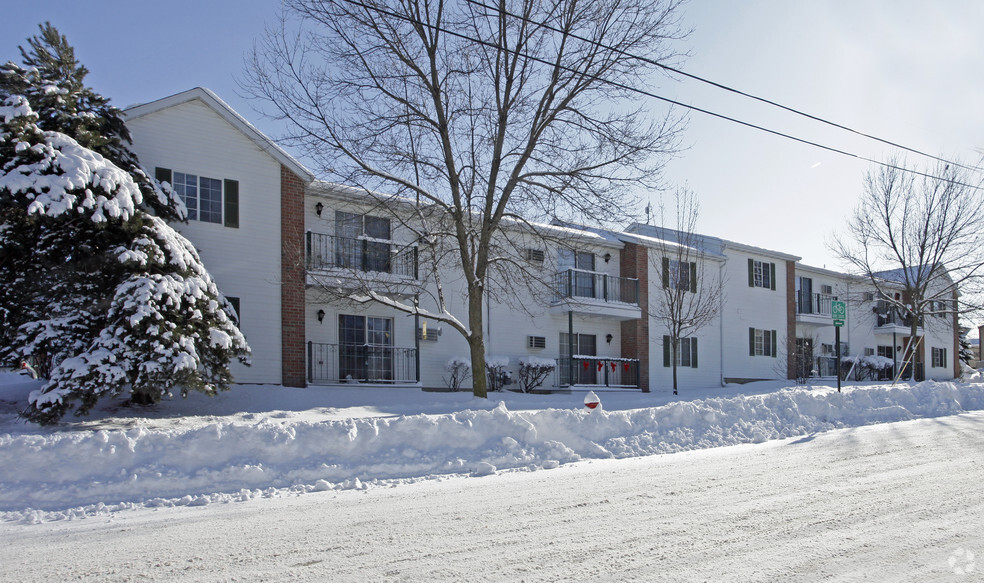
[1, 411, 982, 582]
[2, 372, 983, 525]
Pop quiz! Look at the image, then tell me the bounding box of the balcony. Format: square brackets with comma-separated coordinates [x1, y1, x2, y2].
[873, 308, 920, 336]
[795, 291, 836, 325]
[550, 269, 642, 321]
[555, 356, 641, 389]
[305, 232, 419, 289]
[307, 341, 418, 385]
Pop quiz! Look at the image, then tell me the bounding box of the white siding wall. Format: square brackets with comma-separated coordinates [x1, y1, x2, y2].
[646, 255, 724, 391]
[127, 100, 284, 384]
[720, 250, 790, 381]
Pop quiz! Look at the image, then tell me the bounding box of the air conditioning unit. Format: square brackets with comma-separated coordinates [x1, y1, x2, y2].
[525, 248, 545, 263]
[527, 335, 546, 349]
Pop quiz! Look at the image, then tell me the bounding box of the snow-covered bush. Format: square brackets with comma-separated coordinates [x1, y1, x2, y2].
[443, 357, 470, 392]
[844, 355, 894, 381]
[518, 357, 556, 393]
[485, 356, 511, 392]
[0, 27, 249, 423]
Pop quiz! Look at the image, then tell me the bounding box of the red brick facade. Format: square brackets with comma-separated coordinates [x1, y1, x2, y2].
[280, 165, 307, 387]
[620, 242, 650, 391]
[785, 260, 796, 380]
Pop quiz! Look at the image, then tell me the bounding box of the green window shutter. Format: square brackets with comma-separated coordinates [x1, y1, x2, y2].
[770, 263, 776, 291]
[771, 330, 777, 358]
[155, 167, 172, 185]
[663, 336, 671, 367]
[689, 262, 697, 293]
[691, 338, 698, 368]
[662, 257, 670, 289]
[748, 259, 754, 287]
[224, 179, 239, 228]
[749, 328, 755, 356]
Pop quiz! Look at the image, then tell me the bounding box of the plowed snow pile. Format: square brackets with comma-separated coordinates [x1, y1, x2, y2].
[1, 374, 982, 523]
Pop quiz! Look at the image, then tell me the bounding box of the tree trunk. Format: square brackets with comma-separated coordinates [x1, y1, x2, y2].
[468, 287, 488, 399]
[671, 339, 678, 395]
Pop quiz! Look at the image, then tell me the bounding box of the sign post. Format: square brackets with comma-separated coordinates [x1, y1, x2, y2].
[831, 300, 846, 392]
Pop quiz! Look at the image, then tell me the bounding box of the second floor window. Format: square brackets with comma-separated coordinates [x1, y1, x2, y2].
[156, 167, 239, 228]
[662, 258, 696, 292]
[748, 259, 776, 290]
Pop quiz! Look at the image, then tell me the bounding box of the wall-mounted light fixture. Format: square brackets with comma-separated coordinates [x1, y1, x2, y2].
[603, 252, 612, 263]
[606, 333, 613, 344]
[317, 309, 326, 323]
[315, 202, 324, 217]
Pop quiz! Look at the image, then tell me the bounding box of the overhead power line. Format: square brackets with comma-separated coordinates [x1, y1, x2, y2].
[335, 0, 984, 191]
[463, 0, 984, 176]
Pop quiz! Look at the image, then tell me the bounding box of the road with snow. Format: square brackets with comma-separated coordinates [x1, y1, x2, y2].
[2, 412, 981, 582]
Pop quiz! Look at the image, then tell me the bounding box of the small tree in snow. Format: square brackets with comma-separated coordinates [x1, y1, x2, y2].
[0, 25, 249, 423]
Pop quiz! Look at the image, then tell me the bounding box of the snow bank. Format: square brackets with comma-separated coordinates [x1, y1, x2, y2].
[2, 380, 983, 522]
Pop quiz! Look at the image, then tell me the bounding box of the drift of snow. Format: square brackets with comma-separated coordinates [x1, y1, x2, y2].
[2, 373, 983, 523]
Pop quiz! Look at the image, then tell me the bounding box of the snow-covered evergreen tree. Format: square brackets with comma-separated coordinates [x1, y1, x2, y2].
[959, 337, 975, 367]
[0, 25, 249, 424]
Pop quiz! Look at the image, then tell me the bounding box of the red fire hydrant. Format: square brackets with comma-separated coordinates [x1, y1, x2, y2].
[584, 390, 601, 410]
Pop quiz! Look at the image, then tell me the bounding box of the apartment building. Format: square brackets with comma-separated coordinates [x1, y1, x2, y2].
[124, 88, 958, 393]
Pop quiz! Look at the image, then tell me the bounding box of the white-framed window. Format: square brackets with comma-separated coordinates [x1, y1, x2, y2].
[748, 259, 775, 290]
[156, 167, 238, 227]
[663, 336, 698, 368]
[929, 300, 949, 318]
[931, 347, 948, 368]
[749, 328, 777, 357]
[662, 258, 696, 292]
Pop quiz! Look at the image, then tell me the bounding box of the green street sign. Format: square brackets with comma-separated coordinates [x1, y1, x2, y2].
[831, 300, 846, 327]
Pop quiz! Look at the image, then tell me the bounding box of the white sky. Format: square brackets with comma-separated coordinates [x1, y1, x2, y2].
[2, 1, 983, 268]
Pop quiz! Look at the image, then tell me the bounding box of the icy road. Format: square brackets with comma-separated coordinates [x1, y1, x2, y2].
[2, 412, 981, 582]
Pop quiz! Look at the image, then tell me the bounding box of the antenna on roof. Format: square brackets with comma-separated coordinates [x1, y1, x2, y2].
[645, 202, 652, 225]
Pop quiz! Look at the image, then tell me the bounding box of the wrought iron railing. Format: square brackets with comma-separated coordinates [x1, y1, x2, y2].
[556, 357, 640, 388]
[307, 342, 418, 384]
[554, 269, 639, 305]
[306, 232, 418, 279]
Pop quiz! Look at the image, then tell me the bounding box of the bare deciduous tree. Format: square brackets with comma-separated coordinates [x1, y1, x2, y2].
[647, 188, 722, 395]
[831, 158, 984, 374]
[243, 0, 687, 397]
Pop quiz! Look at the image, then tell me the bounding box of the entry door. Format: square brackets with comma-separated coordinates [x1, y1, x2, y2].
[798, 277, 812, 313]
[339, 315, 394, 381]
[560, 333, 598, 384]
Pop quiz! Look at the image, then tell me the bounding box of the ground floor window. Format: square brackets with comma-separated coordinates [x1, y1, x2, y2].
[931, 347, 948, 368]
[663, 336, 698, 368]
[749, 328, 777, 357]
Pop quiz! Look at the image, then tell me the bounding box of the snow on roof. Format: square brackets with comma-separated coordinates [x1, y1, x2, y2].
[627, 223, 800, 262]
[123, 88, 315, 183]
